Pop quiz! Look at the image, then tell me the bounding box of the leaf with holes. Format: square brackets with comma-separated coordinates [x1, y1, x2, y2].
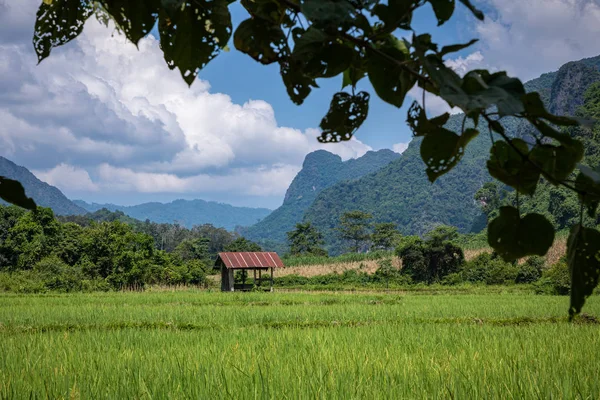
[420, 127, 478, 182]
[33, 0, 94, 63]
[406, 101, 450, 137]
[488, 206, 555, 262]
[568, 224, 600, 319]
[487, 139, 540, 195]
[279, 58, 317, 105]
[99, 0, 160, 44]
[158, 0, 232, 86]
[428, 0, 455, 25]
[318, 92, 370, 143]
[234, 19, 288, 65]
[0, 177, 36, 211]
[367, 36, 415, 108]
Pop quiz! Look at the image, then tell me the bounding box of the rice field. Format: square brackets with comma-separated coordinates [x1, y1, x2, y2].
[0, 290, 599, 399]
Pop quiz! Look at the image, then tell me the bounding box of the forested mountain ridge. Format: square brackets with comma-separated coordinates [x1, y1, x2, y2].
[0, 157, 86, 215]
[74, 199, 272, 231]
[303, 55, 600, 252]
[241, 149, 400, 245]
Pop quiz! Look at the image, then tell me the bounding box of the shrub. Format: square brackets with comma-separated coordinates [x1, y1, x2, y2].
[534, 259, 570, 295]
[458, 253, 519, 285]
[516, 256, 544, 284]
[33, 255, 86, 292]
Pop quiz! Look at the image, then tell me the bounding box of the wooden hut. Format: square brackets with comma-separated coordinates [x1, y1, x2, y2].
[216, 252, 284, 292]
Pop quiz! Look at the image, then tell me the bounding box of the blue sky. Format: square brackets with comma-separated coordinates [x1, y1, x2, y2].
[1, 0, 600, 209]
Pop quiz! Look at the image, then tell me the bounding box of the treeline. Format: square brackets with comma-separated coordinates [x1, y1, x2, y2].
[279, 225, 571, 295]
[0, 206, 261, 293]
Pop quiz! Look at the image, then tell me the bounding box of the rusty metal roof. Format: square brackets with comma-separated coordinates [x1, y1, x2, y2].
[216, 252, 284, 269]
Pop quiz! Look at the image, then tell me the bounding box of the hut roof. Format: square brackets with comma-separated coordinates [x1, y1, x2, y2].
[216, 252, 284, 269]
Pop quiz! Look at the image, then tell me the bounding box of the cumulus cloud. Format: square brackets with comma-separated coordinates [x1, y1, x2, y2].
[472, 0, 600, 80]
[0, 0, 371, 207]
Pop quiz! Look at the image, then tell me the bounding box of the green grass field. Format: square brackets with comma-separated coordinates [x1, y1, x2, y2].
[1, 290, 599, 399]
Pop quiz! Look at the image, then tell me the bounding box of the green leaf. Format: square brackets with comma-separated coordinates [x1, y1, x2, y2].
[420, 127, 478, 182]
[33, 0, 94, 63]
[158, 0, 232, 86]
[302, 0, 356, 28]
[342, 64, 366, 89]
[241, 0, 292, 25]
[522, 92, 579, 126]
[575, 165, 600, 217]
[293, 27, 353, 78]
[318, 92, 370, 142]
[488, 206, 555, 262]
[439, 39, 478, 56]
[99, 0, 160, 44]
[234, 19, 287, 65]
[530, 143, 583, 183]
[428, 0, 455, 25]
[367, 37, 415, 108]
[0, 177, 36, 211]
[372, 0, 416, 31]
[567, 224, 600, 319]
[487, 139, 540, 195]
[458, 0, 484, 20]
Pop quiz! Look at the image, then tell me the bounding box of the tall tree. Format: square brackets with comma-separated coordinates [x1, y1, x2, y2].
[286, 222, 326, 256]
[224, 237, 262, 252]
[371, 223, 401, 251]
[338, 211, 373, 253]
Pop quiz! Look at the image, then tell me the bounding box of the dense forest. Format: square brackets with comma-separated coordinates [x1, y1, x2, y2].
[0, 206, 260, 292]
[241, 149, 400, 248]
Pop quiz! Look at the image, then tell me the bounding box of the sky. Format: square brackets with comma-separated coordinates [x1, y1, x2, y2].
[1, 0, 600, 209]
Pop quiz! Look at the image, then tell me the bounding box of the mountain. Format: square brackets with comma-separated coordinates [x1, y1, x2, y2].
[241, 149, 401, 245]
[302, 55, 600, 252]
[74, 199, 272, 230]
[0, 157, 87, 215]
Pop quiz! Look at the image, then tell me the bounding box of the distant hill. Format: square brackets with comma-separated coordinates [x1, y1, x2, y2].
[303, 55, 600, 253]
[240, 149, 401, 245]
[74, 199, 272, 230]
[0, 157, 86, 215]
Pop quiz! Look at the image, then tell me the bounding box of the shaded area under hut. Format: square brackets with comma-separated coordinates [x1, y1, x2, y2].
[216, 252, 284, 292]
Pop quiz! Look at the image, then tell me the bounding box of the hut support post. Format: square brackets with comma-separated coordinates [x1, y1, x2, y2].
[270, 267, 274, 292]
[253, 269, 256, 288]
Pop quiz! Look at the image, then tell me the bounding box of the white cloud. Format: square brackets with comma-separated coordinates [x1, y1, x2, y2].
[0, 1, 371, 206]
[34, 164, 99, 193]
[472, 0, 600, 80]
[392, 142, 410, 154]
[445, 51, 485, 76]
